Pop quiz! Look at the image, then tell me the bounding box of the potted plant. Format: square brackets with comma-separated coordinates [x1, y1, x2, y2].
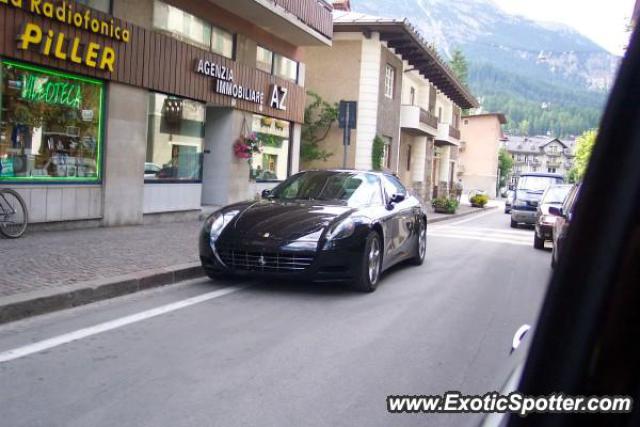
[275, 120, 287, 130]
[260, 117, 274, 127]
[432, 197, 459, 214]
[233, 132, 262, 164]
[470, 194, 489, 208]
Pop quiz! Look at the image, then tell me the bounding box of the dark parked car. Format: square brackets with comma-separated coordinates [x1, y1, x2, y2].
[199, 170, 428, 292]
[511, 173, 565, 228]
[549, 184, 580, 268]
[533, 184, 572, 249]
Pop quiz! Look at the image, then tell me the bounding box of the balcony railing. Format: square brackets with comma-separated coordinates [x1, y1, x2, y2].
[272, 0, 334, 39]
[546, 151, 561, 157]
[449, 125, 461, 140]
[547, 160, 561, 168]
[419, 108, 438, 129]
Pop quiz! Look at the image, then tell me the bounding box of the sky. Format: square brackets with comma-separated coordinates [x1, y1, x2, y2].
[492, 0, 636, 55]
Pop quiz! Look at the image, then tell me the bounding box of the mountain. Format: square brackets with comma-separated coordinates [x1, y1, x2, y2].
[351, 0, 620, 137]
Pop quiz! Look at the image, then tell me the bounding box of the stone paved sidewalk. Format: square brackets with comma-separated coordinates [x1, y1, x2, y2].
[0, 221, 202, 298]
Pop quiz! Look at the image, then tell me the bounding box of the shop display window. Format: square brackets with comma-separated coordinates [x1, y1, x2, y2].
[145, 93, 204, 183]
[251, 114, 291, 182]
[0, 60, 104, 182]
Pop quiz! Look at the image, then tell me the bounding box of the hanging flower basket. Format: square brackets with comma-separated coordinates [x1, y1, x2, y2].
[260, 117, 274, 127]
[275, 120, 287, 130]
[233, 132, 262, 161]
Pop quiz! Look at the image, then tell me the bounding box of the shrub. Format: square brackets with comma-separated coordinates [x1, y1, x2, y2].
[432, 197, 459, 214]
[372, 135, 385, 171]
[470, 194, 489, 208]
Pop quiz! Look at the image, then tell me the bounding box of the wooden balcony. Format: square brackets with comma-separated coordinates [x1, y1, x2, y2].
[272, 0, 334, 40]
[210, 0, 333, 45]
[420, 108, 439, 129]
[449, 125, 461, 140]
[400, 105, 438, 136]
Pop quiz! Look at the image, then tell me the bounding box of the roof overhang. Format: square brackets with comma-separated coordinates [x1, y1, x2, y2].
[333, 19, 478, 109]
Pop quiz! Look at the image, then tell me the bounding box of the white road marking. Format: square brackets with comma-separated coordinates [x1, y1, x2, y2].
[440, 209, 499, 226]
[0, 285, 246, 364]
[427, 232, 532, 246]
[430, 228, 532, 242]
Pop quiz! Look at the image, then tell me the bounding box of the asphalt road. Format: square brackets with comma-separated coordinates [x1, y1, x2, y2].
[0, 208, 552, 427]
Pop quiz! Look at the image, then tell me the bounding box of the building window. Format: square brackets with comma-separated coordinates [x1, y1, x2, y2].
[0, 60, 104, 182]
[273, 54, 298, 82]
[409, 87, 416, 105]
[153, 1, 211, 50]
[384, 65, 395, 99]
[381, 136, 392, 169]
[211, 26, 234, 59]
[145, 93, 205, 183]
[76, 0, 111, 13]
[154, 0, 234, 57]
[548, 167, 557, 173]
[251, 115, 291, 181]
[406, 145, 412, 171]
[256, 46, 274, 73]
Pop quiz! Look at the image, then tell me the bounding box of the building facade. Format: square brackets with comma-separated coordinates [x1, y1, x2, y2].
[458, 113, 507, 198]
[502, 135, 576, 181]
[0, 0, 333, 227]
[302, 8, 477, 202]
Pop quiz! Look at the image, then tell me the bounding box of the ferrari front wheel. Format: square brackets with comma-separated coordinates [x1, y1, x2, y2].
[351, 231, 382, 293]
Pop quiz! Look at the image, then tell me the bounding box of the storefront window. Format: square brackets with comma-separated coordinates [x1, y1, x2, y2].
[250, 115, 290, 182]
[0, 60, 104, 182]
[146, 93, 204, 183]
[153, 1, 211, 50]
[76, 0, 111, 13]
[273, 54, 298, 82]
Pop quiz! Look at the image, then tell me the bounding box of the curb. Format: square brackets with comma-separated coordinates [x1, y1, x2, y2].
[0, 263, 205, 325]
[427, 205, 498, 224]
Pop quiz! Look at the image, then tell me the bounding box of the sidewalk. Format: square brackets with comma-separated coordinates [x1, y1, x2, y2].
[0, 202, 496, 324]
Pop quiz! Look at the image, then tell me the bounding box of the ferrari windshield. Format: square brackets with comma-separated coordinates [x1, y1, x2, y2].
[271, 171, 383, 207]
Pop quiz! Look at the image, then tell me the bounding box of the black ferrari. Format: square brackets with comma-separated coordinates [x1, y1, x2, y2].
[199, 170, 428, 292]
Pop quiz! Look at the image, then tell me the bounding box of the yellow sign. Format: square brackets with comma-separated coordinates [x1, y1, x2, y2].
[2, 0, 130, 73]
[17, 22, 116, 71]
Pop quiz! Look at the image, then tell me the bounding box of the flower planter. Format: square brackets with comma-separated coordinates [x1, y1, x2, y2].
[433, 207, 456, 214]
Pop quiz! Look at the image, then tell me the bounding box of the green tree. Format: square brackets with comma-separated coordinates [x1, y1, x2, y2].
[568, 129, 598, 182]
[518, 119, 530, 136]
[498, 148, 514, 187]
[449, 48, 469, 85]
[301, 91, 338, 163]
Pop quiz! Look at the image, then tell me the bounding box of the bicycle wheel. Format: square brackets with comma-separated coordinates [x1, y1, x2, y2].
[0, 189, 28, 238]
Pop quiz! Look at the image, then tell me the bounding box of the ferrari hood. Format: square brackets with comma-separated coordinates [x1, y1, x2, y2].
[228, 200, 354, 241]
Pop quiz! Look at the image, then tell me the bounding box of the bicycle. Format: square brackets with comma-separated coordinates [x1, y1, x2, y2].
[0, 188, 29, 238]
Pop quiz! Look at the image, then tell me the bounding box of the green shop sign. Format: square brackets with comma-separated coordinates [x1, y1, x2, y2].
[20, 73, 82, 108]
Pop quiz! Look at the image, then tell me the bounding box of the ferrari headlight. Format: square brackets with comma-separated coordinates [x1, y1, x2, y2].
[205, 210, 239, 243]
[326, 217, 356, 241]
